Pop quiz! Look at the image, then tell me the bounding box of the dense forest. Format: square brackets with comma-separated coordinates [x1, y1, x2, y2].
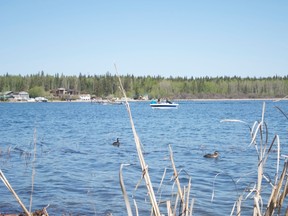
[0, 71, 288, 100]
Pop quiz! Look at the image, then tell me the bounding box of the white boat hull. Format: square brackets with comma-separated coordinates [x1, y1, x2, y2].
[150, 103, 179, 109]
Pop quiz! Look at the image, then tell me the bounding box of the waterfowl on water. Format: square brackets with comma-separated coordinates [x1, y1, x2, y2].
[203, 151, 219, 158]
[112, 138, 120, 147]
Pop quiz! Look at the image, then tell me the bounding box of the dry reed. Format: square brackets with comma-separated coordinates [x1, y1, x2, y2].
[0, 128, 50, 216]
[222, 102, 288, 216]
[29, 128, 37, 213]
[115, 64, 194, 215]
[0, 169, 31, 216]
[115, 64, 161, 215]
[119, 164, 133, 216]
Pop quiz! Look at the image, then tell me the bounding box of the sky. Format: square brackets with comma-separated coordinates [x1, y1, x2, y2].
[0, 1, 287, 78]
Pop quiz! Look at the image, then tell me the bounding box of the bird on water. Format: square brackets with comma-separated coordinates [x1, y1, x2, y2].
[112, 138, 120, 147]
[203, 151, 219, 158]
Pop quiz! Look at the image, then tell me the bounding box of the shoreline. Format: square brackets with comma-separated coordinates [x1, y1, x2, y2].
[1, 97, 288, 103]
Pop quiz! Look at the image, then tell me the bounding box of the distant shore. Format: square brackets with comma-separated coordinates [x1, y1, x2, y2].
[1, 97, 288, 103]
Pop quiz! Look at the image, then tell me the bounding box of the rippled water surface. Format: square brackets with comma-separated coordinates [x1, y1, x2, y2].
[0, 100, 288, 215]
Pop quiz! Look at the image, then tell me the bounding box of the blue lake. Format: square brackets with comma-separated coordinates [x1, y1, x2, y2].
[0, 100, 288, 215]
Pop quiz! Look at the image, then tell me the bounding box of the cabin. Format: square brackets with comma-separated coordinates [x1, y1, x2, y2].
[56, 88, 66, 96]
[50, 88, 79, 100]
[0, 91, 14, 101]
[19, 91, 29, 100]
[13, 91, 30, 101]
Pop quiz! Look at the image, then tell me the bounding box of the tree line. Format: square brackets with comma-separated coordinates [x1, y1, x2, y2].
[0, 71, 288, 99]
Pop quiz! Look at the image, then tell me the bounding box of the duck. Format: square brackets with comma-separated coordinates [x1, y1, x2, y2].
[112, 138, 120, 147]
[203, 151, 219, 158]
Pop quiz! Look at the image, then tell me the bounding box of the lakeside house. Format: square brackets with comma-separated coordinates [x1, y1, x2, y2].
[50, 88, 79, 100]
[19, 91, 29, 100]
[0, 91, 30, 101]
[0, 91, 14, 100]
[1, 87, 145, 102]
[10, 91, 30, 101]
[56, 87, 66, 96]
[0, 91, 49, 102]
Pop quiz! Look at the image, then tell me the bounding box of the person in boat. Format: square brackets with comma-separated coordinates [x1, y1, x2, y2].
[157, 98, 161, 103]
[166, 98, 172, 104]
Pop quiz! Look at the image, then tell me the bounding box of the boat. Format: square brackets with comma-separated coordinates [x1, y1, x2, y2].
[35, 97, 48, 102]
[150, 100, 179, 109]
[150, 103, 179, 109]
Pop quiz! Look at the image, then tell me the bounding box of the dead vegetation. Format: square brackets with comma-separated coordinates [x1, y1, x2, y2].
[116, 64, 194, 215]
[222, 102, 288, 216]
[0, 129, 49, 216]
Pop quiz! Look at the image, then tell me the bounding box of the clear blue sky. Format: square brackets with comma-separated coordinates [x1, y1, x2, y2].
[1, 1, 287, 78]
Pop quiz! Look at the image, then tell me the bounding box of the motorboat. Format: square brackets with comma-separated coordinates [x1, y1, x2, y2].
[150, 103, 179, 109]
[35, 97, 48, 102]
[150, 100, 179, 109]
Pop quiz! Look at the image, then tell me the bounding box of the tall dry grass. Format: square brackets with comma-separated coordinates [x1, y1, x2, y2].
[115, 64, 161, 215]
[0, 169, 31, 215]
[222, 102, 288, 216]
[0, 127, 50, 216]
[116, 64, 194, 216]
[29, 128, 37, 213]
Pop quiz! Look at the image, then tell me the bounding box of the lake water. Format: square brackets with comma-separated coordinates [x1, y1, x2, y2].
[0, 100, 288, 215]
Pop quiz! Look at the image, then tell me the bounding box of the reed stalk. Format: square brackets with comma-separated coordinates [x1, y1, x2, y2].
[119, 164, 133, 216]
[222, 102, 266, 215]
[222, 102, 288, 215]
[115, 64, 161, 216]
[173, 193, 179, 215]
[237, 195, 242, 216]
[29, 128, 37, 212]
[189, 198, 195, 216]
[133, 199, 139, 216]
[230, 195, 242, 216]
[0, 169, 31, 216]
[166, 200, 172, 216]
[264, 161, 288, 216]
[168, 144, 192, 215]
[157, 168, 167, 194]
[277, 170, 288, 213]
[185, 177, 192, 216]
[169, 145, 184, 205]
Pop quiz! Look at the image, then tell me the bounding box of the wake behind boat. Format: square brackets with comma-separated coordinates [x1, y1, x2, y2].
[150, 99, 179, 109]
